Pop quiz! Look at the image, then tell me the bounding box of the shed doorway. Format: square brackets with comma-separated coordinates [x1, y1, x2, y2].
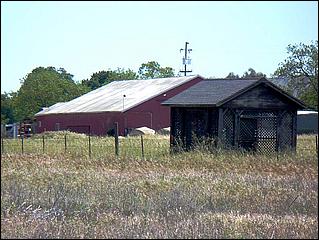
[238, 117, 258, 151]
[185, 109, 208, 149]
[237, 111, 278, 153]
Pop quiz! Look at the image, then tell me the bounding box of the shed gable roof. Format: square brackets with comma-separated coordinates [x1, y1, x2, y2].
[35, 75, 203, 116]
[162, 77, 307, 109]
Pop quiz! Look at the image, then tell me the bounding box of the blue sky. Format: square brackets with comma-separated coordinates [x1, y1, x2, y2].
[1, 1, 318, 93]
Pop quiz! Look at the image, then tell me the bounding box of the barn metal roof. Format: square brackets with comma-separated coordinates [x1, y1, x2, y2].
[35, 75, 202, 116]
[162, 77, 307, 108]
[297, 110, 318, 115]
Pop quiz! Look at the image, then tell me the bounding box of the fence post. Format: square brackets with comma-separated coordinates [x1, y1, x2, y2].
[141, 135, 144, 159]
[42, 135, 45, 154]
[114, 122, 119, 156]
[316, 135, 318, 153]
[89, 133, 91, 158]
[64, 133, 67, 153]
[21, 135, 24, 154]
[1, 135, 4, 154]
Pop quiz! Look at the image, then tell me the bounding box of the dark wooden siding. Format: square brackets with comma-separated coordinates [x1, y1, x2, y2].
[223, 83, 294, 109]
[171, 107, 219, 150]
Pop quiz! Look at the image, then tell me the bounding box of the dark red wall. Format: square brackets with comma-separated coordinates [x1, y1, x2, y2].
[35, 76, 203, 136]
[36, 112, 121, 136]
[124, 76, 203, 133]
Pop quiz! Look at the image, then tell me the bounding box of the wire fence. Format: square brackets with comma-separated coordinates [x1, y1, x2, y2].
[0, 132, 317, 160]
[0, 133, 170, 160]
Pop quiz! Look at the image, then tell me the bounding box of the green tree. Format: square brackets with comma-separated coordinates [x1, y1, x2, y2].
[138, 61, 175, 79]
[273, 41, 318, 110]
[1, 92, 16, 124]
[242, 68, 266, 78]
[82, 68, 138, 90]
[13, 66, 90, 121]
[225, 68, 266, 79]
[225, 72, 240, 79]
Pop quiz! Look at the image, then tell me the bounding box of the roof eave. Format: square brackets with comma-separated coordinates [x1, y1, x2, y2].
[161, 103, 217, 108]
[34, 110, 122, 117]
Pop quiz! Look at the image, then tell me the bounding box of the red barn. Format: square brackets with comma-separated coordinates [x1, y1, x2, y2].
[35, 75, 203, 136]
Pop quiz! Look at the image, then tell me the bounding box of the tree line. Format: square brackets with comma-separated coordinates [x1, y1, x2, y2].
[1, 41, 317, 124]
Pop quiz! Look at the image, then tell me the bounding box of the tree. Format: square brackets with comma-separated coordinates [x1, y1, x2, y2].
[225, 72, 240, 79]
[273, 41, 318, 110]
[138, 61, 175, 79]
[1, 92, 16, 124]
[225, 68, 266, 79]
[242, 68, 266, 78]
[82, 68, 138, 90]
[12, 66, 90, 121]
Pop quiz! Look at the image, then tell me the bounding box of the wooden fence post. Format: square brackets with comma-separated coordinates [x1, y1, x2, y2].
[21, 135, 24, 154]
[141, 135, 144, 159]
[1, 135, 4, 154]
[114, 122, 119, 156]
[42, 135, 45, 154]
[89, 133, 91, 158]
[64, 134, 67, 153]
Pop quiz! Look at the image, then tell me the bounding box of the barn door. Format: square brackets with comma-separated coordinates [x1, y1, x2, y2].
[238, 117, 258, 151]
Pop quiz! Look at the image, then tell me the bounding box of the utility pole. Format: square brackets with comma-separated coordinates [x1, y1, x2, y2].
[179, 42, 192, 76]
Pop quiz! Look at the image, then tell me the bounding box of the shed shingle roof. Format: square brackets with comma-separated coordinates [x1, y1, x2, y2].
[162, 77, 306, 108]
[162, 78, 259, 106]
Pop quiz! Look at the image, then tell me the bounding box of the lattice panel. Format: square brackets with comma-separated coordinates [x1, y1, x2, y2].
[256, 138, 277, 154]
[223, 109, 234, 147]
[239, 110, 277, 153]
[278, 111, 293, 151]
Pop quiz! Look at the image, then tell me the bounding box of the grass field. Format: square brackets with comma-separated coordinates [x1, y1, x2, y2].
[1, 133, 318, 238]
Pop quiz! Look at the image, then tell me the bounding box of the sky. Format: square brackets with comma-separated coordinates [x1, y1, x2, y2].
[1, 1, 318, 93]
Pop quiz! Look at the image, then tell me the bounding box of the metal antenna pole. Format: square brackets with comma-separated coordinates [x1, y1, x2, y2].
[179, 42, 192, 76]
[184, 42, 188, 76]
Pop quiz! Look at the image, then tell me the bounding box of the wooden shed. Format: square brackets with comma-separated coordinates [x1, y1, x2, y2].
[162, 77, 307, 153]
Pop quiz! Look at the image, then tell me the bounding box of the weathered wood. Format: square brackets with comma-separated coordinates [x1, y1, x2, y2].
[141, 135, 144, 159]
[217, 108, 224, 147]
[42, 135, 45, 153]
[292, 111, 297, 150]
[114, 122, 119, 156]
[1, 135, 4, 154]
[233, 110, 239, 148]
[276, 110, 282, 152]
[169, 104, 298, 153]
[21, 135, 24, 154]
[170, 108, 175, 150]
[64, 134, 67, 153]
[88, 133, 91, 158]
[224, 84, 292, 109]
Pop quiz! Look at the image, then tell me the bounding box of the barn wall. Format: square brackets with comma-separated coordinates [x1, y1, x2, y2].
[124, 76, 203, 132]
[36, 112, 122, 136]
[297, 114, 318, 134]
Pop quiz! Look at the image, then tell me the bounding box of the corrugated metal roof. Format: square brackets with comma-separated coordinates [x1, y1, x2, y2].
[35, 75, 202, 116]
[35, 102, 66, 115]
[297, 110, 318, 115]
[162, 78, 259, 106]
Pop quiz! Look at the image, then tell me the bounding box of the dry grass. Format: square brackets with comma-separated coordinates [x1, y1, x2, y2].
[1, 134, 318, 238]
